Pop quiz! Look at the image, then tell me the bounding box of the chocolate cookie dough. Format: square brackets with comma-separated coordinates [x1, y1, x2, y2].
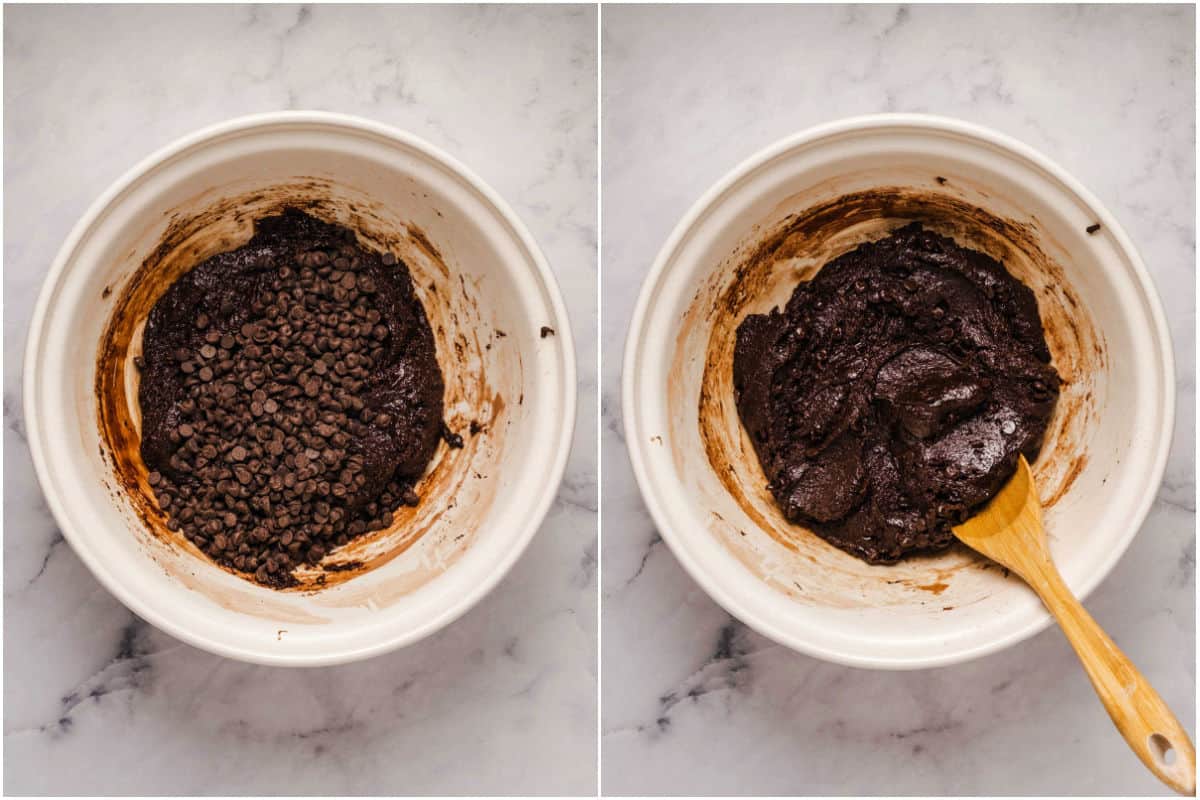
[138, 208, 444, 586]
[733, 223, 1060, 563]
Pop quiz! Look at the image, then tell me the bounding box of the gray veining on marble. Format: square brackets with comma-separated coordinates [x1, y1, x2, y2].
[4, 4, 596, 795]
[601, 4, 1194, 796]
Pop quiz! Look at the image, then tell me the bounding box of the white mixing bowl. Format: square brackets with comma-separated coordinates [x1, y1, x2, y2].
[25, 112, 576, 666]
[623, 114, 1174, 669]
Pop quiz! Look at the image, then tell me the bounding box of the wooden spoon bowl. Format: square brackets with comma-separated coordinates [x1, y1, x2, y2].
[954, 455, 1195, 795]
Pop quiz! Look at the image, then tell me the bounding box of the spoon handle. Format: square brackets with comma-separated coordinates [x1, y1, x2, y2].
[1023, 557, 1196, 796]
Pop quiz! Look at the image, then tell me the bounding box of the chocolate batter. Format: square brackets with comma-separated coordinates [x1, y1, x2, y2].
[138, 208, 444, 585]
[733, 223, 1060, 563]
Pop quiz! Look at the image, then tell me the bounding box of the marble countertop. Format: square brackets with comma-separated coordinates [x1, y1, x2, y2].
[4, 5, 596, 795]
[601, 4, 1194, 796]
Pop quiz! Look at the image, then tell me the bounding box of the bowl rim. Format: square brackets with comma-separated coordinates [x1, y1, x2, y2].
[23, 110, 578, 666]
[622, 112, 1176, 670]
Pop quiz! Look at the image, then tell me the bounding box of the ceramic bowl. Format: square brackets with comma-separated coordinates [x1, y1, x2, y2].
[25, 111, 575, 666]
[623, 114, 1173, 669]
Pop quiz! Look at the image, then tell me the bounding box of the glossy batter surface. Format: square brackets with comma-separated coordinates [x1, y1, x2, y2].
[733, 223, 1060, 563]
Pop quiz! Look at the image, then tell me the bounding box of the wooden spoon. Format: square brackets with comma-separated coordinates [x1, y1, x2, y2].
[954, 455, 1196, 796]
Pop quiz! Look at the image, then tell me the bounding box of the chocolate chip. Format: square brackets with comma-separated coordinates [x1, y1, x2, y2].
[441, 423, 464, 449]
[136, 211, 444, 588]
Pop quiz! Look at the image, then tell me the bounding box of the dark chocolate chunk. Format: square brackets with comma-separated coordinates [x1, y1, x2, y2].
[441, 422, 464, 449]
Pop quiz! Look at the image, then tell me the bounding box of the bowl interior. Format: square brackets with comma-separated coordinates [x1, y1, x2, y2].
[27, 118, 573, 664]
[627, 121, 1170, 667]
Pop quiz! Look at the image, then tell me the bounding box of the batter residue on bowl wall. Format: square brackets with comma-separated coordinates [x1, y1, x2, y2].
[96, 180, 513, 607]
[671, 184, 1105, 610]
